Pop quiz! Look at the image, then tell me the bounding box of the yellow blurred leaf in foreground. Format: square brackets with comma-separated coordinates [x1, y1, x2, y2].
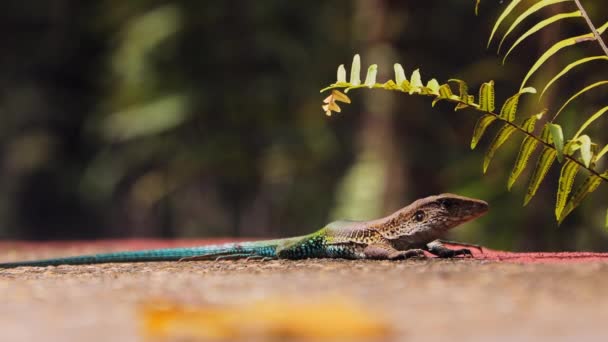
[141, 296, 392, 341]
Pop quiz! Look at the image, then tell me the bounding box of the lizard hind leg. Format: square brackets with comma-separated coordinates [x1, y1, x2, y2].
[363, 244, 426, 260]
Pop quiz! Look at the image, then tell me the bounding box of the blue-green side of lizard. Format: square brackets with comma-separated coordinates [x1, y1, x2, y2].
[0, 194, 488, 268]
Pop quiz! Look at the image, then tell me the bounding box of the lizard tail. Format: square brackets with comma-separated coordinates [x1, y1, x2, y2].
[0, 241, 282, 268]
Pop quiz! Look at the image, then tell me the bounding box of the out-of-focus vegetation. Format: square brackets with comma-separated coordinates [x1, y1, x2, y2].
[0, 1, 606, 251]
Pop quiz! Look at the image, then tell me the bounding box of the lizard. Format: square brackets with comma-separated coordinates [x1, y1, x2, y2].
[0, 193, 488, 268]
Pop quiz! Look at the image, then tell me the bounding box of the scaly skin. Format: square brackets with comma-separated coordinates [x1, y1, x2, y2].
[0, 193, 488, 268]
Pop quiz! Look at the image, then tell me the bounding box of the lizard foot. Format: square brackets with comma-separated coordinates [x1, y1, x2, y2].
[388, 249, 427, 260]
[434, 248, 472, 258]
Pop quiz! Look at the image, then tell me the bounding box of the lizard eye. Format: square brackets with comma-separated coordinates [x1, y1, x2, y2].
[414, 210, 425, 222]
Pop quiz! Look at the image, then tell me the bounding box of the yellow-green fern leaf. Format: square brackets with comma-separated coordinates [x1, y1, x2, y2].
[541, 56, 608, 99]
[520, 21, 608, 90]
[508, 136, 539, 191]
[595, 144, 608, 163]
[488, 0, 523, 48]
[448, 79, 469, 99]
[350, 54, 361, 86]
[524, 147, 557, 206]
[540, 123, 553, 143]
[555, 160, 580, 220]
[558, 174, 603, 224]
[548, 123, 565, 162]
[479, 81, 495, 112]
[409, 69, 423, 94]
[499, 87, 537, 122]
[364, 65, 378, 88]
[498, 0, 575, 54]
[555, 81, 608, 119]
[471, 114, 497, 149]
[573, 105, 608, 139]
[432, 84, 454, 107]
[425, 79, 440, 95]
[507, 112, 544, 190]
[578, 135, 592, 168]
[503, 11, 582, 64]
[483, 124, 517, 173]
[394, 63, 407, 86]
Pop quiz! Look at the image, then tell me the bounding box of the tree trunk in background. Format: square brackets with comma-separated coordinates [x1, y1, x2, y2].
[331, 0, 408, 220]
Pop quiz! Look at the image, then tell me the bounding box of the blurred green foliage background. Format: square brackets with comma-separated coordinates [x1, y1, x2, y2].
[0, 0, 607, 251]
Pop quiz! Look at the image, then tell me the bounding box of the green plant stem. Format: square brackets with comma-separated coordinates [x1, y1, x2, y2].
[574, 0, 608, 58]
[323, 84, 608, 183]
[441, 96, 608, 183]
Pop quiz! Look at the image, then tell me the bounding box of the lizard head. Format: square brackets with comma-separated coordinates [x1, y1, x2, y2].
[381, 193, 489, 240]
[405, 193, 488, 232]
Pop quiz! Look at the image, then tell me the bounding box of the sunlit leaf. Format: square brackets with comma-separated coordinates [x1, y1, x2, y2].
[483, 124, 517, 173]
[337, 64, 347, 83]
[471, 114, 497, 149]
[578, 135, 592, 167]
[488, 0, 523, 48]
[555, 81, 608, 119]
[558, 174, 602, 224]
[394, 63, 407, 85]
[322, 90, 351, 116]
[503, 11, 581, 64]
[350, 54, 361, 86]
[540, 56, 608, 98]
[595, 144, 608, 162]
[508, 112, 544, 190]
[555, 159, 580, 220]
[520, 21, 608, 89]
[478, 81, 495, 112]
[548, 123, 565, 162]
[432, 84, 454, 107]
[498, 0, 576, 54]
[524, 147, 557, 206]
[409, 69, 423, 94]
[425, 79, 440, 95]
[364, 64, 378, 88]
[448, 79, 469, 99]
[499, 87, 536, 122]
[509, 136, 539, 191]
[573, 105, 608, 139]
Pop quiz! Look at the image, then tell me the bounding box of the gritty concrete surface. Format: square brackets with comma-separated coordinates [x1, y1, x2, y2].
[1, 241, 608, 341]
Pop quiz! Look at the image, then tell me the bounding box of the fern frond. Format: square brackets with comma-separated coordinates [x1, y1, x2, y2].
[573, 105, 608, 139]
[498, 0, 577, 54]
[499, 87, 536, 122]
[559, 174, 604, 224]
[488, 0, 523, 48]
[478, 81, 495, 112]
[554, 81, 608, 119]
[471, 115, 497, 149]
[503, 11, 582, 64]
[524, 147, 557, 206]
[483, 124, 517, 173]
[320, 56, 608, 222]
[541, 56, 608, 99]
[520, 21, 608, 89]
[508, 112, 544, 190]
[556, 159, 580, 220]
[548, 123, 565, 162]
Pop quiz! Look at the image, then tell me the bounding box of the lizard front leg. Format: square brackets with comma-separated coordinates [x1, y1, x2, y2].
[363, 244, 426, 260]
[426, 240, 472, 258]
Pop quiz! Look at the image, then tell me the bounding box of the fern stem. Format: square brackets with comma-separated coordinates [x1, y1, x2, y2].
[322, 84, 608, 184]
[446, 96, 608, 183]
[574, 0, 608, 58]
